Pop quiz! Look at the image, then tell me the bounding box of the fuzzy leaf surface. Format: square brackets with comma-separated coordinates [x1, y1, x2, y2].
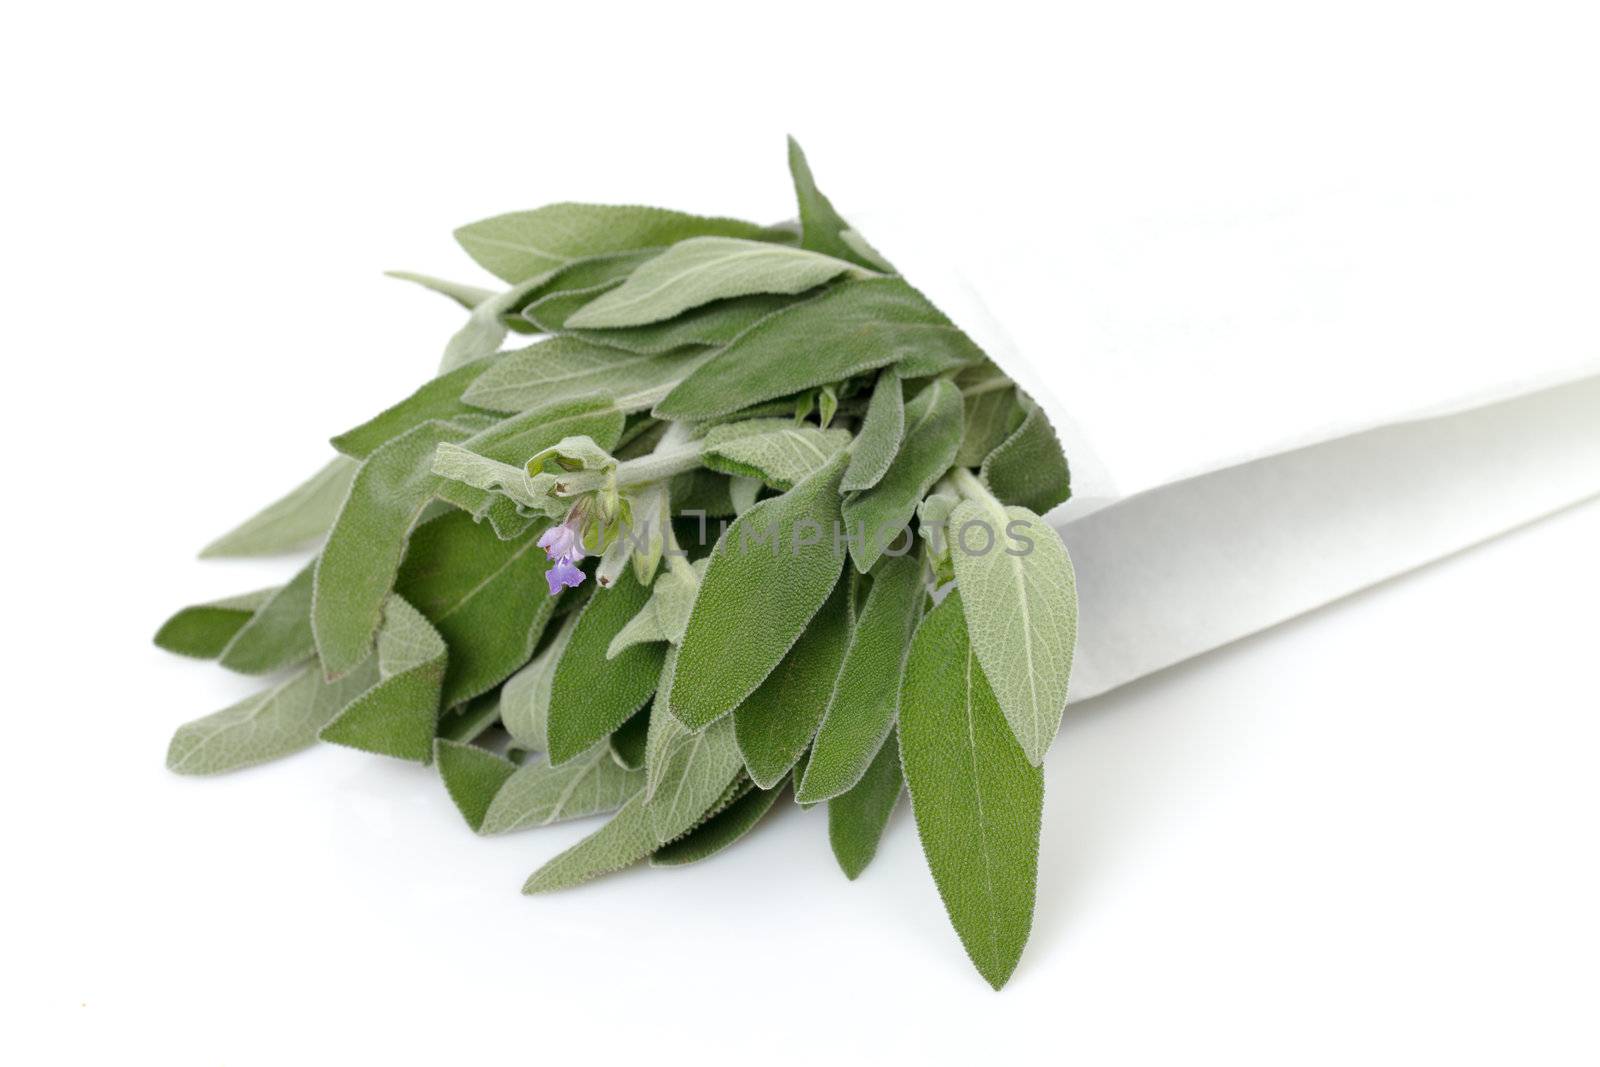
[948, 500, 1077, 765]
[733, 577, 853, 788]
[153, 588, 274, 659]
[827, 731, 903, 879]
[318, 595, 447, 761]
[980, 397, 1072, 514]
[481, 744, 644, 834]
[566, 237, 866, 329]
[454, 204, 775, 284]
[841, 371, 905, 492]
[656, 279, 978, 421]
[899, 592, 1043, 990]
[842, 379, 963, 572]
[200, 456, 357, 559]
[217, 561, 317, 674]
[700, 419, 851, 491]
[546, 569, 664, 763]
[797, 553, 925, 802]
[669, 450, 848, 728]
[396, 511, 559, 707]
[312, 419, 481, 678]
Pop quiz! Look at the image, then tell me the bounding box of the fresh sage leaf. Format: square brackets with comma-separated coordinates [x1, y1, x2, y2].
[841, 372, 904, 493]
[610, 706, 650, 769]
[564, 294, 793, 354]
[669, 450, 849, 729]
[217, 560, 316, 675]
[652, 783, 780, 867]
[430, 443, 559, 516]
[437, 692, 503, 745]
[645, 712, 743, 844]
[319, 594, 447, 762]
[546, 568, 665, 763]
[385, 270, 496, 310]
[607, 559, 704, 659]
[396, 510, 560, 707]
[312, 418, 484, 678]
[842, 378, 963, 572]
[655, 279, 978, 421]
[566, 237, 870, 329]
[786, 135, 887, 269]
[462, 337, 712, 415]
[153, 587, 275, 659]
[827, 731, 903, 879]
[435, 738, 518, 833]
[733, 577, 854, 788]
[521, 792, 658, 893]
[199, 455, 358, 559]
[980, 396, 1072, 514]
[498, 602, 584, 752]
[455, 396, 625, 467]
[948, 498, 1077, 766]
[899, 591, 1043, 990]
[700, 418, 852, 491]
[167, 658, 378, 776]
[953, 361, 1024, 468]
[455, 204, 776, 284]
[331, 358, 497, 460]
[480, 744, 644, 835]
[797, 553, 925, 802]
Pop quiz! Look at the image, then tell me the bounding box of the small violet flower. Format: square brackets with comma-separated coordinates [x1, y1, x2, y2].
[538, 514, 588, 596]
[544, 556, 586, 596]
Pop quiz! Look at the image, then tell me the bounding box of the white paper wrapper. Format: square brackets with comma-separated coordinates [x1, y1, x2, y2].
[860, 184, 1600, 702]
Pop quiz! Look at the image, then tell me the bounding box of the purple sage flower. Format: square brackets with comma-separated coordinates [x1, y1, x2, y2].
[537, 522, 583, 562]
[544, 556, 586, 596]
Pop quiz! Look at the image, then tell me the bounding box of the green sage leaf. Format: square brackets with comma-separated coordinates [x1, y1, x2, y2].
[385, 270, 496, 310]
[319, 594, 447, 761]
[331, 359, 497, 459]
[217, 560, 316, 674]
[199, 455, 357, 559]
[841, 379, 963, 572]
[480, 744, 644, 835]
[498, 602, 584, 752]
[954, 361, 1024, 468]
[797, 553, 925, 802]
[827, 731, 903, 879]
[669, 450, 849, 729]
[786, 135, 886, 269]
[899, 591, 1043, 990]
[455, 395, 625, 467]
[435, 738, 518, 833]
[312, 419, 483, 678]
[546, 569, 665, 763]
[396, 510, 561, 707]
[656, 279, 979, 421]
[700, 418, 852, 491]
[733, 577, 854, 788]
[607, 560, 704, 659]
[841, 372, 904, 492]
[948, 499, 1077, 766]
[566, 237, 869, 329]
[980, 396, 1072, 514]
[153, 587, 275, 659]
[454, 204, 776, 285]
[462, 337, 711, 415]
[521, 793, 659, 892]
[652, 783, 780, 867]
[167, 658, 378, 776]
[564, 294, 792, 354]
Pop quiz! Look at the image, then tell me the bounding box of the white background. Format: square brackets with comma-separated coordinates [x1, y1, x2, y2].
[4, 2, 1598, 1063]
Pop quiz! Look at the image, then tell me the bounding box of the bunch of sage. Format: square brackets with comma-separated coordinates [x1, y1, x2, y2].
[157, 139, 1077, 989]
